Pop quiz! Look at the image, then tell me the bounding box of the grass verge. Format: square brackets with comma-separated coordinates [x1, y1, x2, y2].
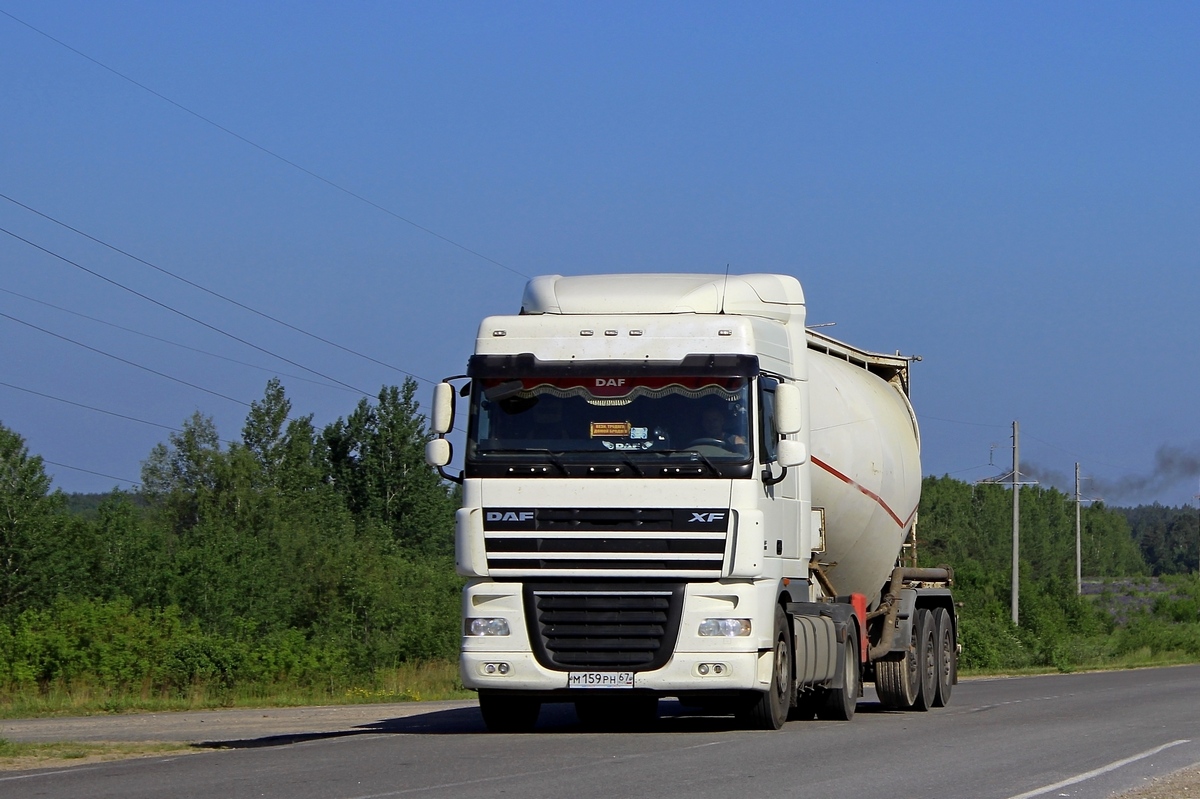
[0, 660, 471, 719]
[0, 738, 201, 771]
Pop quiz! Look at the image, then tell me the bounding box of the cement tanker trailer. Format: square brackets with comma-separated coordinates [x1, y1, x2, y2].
[426, 273, 956, 732]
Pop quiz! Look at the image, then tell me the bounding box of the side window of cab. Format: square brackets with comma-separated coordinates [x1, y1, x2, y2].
[758, 377, 779, 463]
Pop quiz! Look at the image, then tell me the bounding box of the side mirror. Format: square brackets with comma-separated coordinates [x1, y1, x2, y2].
[431, 382, 456, 435]
[774, 383, 802, 435]
[425, 438, 452, 468]
[776, 439, 808, 468]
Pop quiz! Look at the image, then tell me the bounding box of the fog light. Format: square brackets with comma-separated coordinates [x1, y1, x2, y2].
[696, 662, 729, 677]
[698, 618, 751, 637]
[481, 662, 511, 676]
[467, 618, 511, 636]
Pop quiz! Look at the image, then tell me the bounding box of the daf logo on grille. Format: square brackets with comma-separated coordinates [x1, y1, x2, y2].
[689, 512, 725, 523]
[486, 510, 534, 522]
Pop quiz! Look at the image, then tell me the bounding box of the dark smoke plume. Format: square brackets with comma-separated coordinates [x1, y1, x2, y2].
[1022, 444, 1200, 506]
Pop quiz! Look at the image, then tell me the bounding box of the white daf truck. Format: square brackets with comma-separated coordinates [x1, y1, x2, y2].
[426, 273, 956, 731]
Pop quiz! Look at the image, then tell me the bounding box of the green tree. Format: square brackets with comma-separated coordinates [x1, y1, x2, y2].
[141, 411, 223, 535]
[91, 492, 167, 606]
[0, 423, 77, 614]
[323, 380, 456, 555]
[1124, 504, 1200, 575]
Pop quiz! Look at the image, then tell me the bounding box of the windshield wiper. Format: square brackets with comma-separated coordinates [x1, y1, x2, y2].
[647, 449, 721, 476]
[477, 447, 570, 476]
[619, 458, 646, 477]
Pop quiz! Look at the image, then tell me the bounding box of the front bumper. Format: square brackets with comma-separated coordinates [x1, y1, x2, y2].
[460, 578, 779, 696]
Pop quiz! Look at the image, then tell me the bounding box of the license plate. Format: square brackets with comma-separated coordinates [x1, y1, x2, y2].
[568, 671, 634, 689]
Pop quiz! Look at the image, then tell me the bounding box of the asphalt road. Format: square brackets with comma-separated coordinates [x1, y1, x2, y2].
[2, 666, 1198, 799]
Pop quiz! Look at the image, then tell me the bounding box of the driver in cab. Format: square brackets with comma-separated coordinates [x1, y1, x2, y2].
[698, 404, 747, 453]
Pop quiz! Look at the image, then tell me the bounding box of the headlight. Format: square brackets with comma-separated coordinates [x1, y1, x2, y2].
[466, 618, 511, 636]
[698, 618, 751, 637]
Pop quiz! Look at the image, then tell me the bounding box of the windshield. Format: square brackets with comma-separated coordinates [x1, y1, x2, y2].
[467, 374, 751, 465]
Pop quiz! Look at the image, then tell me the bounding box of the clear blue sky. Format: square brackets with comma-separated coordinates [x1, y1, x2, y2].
[2, 2, 1198, 506]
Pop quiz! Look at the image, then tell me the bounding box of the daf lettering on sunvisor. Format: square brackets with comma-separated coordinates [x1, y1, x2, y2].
[690, 512, 725, 523]
[486, 511, 534, 522]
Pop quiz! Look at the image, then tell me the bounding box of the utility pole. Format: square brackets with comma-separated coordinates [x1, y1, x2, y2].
[1012, 420, 1020, 626]
[1080, 460, 1089, 590]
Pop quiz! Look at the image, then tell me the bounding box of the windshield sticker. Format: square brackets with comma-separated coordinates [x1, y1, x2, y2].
[602, 440, 655, 450]
[591, 421, 632, 437]
[630, 427, 648, 440]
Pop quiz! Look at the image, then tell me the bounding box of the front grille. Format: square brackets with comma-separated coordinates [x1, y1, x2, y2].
[484, 507, 730, 578]
[525, 583, 685, 671]
[522, 508, 676, 531]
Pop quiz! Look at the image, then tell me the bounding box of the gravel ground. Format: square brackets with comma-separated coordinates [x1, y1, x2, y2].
[0, 700, 477, 745]
[1115, 763, 1200, 798]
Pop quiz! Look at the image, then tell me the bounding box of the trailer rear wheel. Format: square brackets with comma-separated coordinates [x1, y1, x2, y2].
[817, 627, 859, 721]
[737, 605, 792, 730]
[913, 608, 937, 712]
[478, 691, 541, 733]
[932, 607, 955, 707]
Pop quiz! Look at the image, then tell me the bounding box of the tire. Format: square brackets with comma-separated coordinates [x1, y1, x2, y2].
[575, 695, 659, 731]
[737, 605, 792, 730]
[817, 626, 859, 721]
[875, 614, 920, 710]
[932, 607, 955, 707]
[478, 691, 541, 733]
[913, 608, 937, 712]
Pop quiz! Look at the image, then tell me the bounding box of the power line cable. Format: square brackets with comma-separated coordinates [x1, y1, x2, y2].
[0, 224, 371, 395]
[1, 308, 335, 439]
[1, 379, 182, 434]
[0, 379, 238, 446]
[945, 463, 998, 476]
[1, 310, 252, 408]
[41, 458, 138, 486]
[1, 286, 359, 394]
[919, 414, 1009, 429]
[0, 192, 431, 384]
[0, 10, 530, 281]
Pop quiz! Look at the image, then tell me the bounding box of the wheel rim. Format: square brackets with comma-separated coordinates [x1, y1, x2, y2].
[773, 634, 789, 705]
[924, 629, 937, 686]
[846, 638, 858, 700]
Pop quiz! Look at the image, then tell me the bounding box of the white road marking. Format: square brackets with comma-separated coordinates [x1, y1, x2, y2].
[0, 765, 103, 782]
[1004, 739, 1192, 799]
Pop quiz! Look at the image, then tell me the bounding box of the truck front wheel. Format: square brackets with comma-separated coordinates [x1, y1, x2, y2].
[737, 605, 792, 730]
[478, 691, 541, 733]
